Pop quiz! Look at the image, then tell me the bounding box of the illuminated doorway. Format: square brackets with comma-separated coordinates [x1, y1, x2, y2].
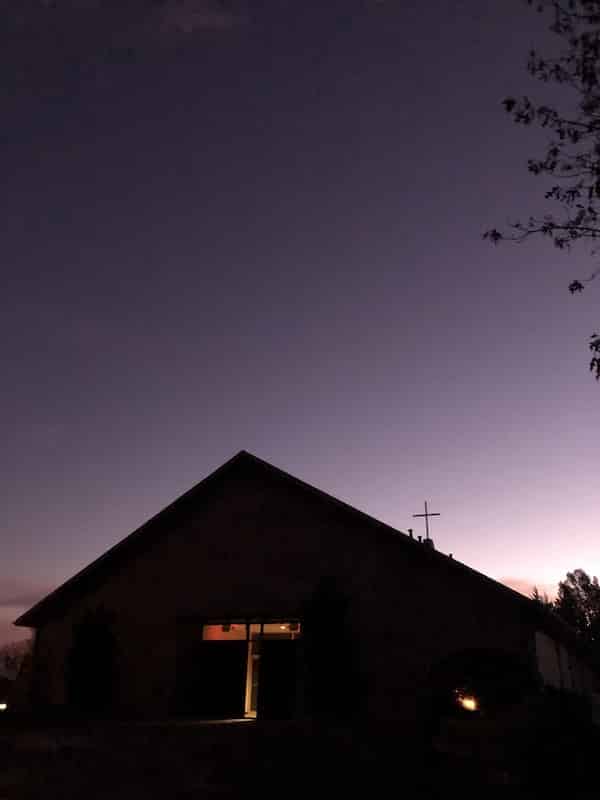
[200, 620, 301, 719]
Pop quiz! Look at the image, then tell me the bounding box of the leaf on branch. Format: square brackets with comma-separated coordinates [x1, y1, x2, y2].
[590, 334, 600, 379]
[487, 0, 600, 380]
[483, 229, 503, 243]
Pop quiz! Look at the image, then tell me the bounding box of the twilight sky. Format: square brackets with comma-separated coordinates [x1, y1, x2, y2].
[2, 0, 598, 645]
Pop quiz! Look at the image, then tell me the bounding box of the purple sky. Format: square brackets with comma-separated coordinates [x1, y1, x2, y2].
[2, 0, 598, 645]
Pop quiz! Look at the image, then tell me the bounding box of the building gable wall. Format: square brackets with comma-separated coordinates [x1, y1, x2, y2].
[28, 464, 536, 718]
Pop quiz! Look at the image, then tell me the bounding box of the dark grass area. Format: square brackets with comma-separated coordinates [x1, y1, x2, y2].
[1, 719, 256, 799]
[0, 713, 596, 799]
[0, 717, 522, 799]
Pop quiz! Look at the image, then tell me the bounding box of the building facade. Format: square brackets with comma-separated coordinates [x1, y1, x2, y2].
[15, 451, 598, 722]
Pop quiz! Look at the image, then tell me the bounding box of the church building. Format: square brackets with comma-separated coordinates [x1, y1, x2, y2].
[14, 451, 598, 722]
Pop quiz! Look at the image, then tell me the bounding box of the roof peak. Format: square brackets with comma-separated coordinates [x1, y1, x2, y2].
[15, 448, 537, 630]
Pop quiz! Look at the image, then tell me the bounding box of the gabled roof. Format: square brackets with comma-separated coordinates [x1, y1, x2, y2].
[14, 450, 560, 637]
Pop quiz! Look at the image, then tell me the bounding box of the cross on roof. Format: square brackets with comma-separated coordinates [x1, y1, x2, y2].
[412, 500, 440, 541]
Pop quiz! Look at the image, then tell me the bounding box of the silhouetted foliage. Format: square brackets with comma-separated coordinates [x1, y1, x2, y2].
[66, 607, 120, 714]
[553, 568, 600, 657]
[0, 639, 32, 678]
[531, 570, 600, 661]
[485, 1, 600, 377]
[530, 585, 553, 607]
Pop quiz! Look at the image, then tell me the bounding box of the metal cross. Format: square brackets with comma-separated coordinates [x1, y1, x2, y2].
[413, 501, 440, 541]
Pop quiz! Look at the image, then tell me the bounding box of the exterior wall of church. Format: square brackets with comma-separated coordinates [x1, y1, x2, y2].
[24, 464, 549, 719]
[535, 630, 597, 695]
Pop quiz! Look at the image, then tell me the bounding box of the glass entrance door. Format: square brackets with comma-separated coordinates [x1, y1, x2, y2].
[200, 620, 301, 719]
